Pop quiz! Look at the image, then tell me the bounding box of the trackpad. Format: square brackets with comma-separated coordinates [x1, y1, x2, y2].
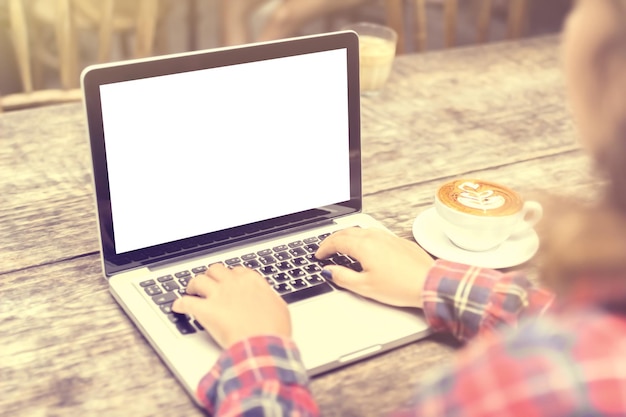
[290, 291, 426, 370]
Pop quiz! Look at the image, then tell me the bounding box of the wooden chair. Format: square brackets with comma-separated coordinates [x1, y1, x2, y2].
[385, 0, 530, 53]
[2, 0, 166, 111]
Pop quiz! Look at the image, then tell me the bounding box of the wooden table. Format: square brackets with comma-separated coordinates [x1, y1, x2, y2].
[0, 35, 601, 417]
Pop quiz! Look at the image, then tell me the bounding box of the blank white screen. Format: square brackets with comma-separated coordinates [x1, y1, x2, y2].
[100, 49, 351, 254]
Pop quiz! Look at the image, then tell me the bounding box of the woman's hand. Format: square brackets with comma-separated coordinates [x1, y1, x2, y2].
[316, 228, 435, 308]
[172, 263, 291, 348]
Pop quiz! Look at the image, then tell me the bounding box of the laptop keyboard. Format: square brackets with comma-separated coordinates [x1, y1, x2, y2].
[137, 232, 363, 335]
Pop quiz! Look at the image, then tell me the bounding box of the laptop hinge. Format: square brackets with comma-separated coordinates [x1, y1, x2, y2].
[146, 218, 337, 271]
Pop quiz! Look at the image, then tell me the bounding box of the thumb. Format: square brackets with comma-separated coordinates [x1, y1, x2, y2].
[322, 265, 365, 292]
[172, 295, 204, 316]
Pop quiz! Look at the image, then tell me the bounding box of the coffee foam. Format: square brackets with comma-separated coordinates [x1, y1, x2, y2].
[437, 179, 523, 216]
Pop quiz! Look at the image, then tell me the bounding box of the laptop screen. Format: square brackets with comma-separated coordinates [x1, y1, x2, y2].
[100, 49, 351, 254]
[82, 32, 362, 274]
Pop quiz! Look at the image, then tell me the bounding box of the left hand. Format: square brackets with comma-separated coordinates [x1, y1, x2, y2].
[172, 263, 291, 348]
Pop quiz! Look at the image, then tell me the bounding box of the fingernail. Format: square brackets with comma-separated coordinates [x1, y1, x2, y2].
[321, 269, 333, 281]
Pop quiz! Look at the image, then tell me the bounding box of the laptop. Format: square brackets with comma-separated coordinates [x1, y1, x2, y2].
[81, 30, 430, 405]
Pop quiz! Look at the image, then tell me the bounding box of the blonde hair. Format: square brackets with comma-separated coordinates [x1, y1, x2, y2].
[539, 0, 626, 292]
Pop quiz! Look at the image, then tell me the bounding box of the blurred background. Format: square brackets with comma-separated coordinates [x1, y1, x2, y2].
[0, 0, 572, 110]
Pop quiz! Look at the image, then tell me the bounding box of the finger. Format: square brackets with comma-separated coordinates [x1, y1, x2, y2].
[228, 264, 251, 274]
[316, 228, 363, 259]
[186, 273, 217, 297]
[233, 265, 263, 279]
[205, 262, 231, 282]
[322, 265, 366, 293]
[172, 294, 206, 316]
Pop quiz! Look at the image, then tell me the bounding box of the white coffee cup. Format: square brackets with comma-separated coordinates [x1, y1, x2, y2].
[435, 179, 543, 252]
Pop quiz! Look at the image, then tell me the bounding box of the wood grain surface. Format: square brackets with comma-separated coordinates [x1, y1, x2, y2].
[0, 35, 601, 417]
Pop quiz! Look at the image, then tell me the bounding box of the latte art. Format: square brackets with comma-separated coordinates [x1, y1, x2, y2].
[437, 179, 523, 216]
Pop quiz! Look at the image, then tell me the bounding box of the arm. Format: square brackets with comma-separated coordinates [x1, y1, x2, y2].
[315, 228, 555, 343]
[197, 336, 318, 416]
[172, 264, 317, 416]
[423, 260, 555, 342]
[389, 315, 587, 417]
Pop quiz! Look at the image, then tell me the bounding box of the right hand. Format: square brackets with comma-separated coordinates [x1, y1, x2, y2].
[172, 264, 291, 348]
[315, 228, 435, 308]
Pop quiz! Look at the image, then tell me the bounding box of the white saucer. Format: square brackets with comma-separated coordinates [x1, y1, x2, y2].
[412, 207, 539, 269]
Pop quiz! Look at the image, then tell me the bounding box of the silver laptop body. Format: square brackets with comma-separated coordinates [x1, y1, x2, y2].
[81, 31, 430, 405]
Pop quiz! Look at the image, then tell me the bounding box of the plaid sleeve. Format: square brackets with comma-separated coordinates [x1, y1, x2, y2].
[197, 335, 319, 416]
[388, 312, 625, 417]
[421, 260, 554, 342]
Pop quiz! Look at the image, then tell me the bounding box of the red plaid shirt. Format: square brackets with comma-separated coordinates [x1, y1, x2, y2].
[197, 260, 626, 416]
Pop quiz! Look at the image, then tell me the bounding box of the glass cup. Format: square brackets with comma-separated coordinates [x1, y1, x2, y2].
[343, 22, 398, 95]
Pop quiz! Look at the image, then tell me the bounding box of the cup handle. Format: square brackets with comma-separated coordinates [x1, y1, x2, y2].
[511, 201, 543, 237]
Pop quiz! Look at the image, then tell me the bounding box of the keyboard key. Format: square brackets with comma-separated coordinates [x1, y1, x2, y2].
[304, 243, 319, 253]
[272, 272, 289, 283]
[317, 259, 335, 267]
[257, 249, 273, 256]
[225, 257, 241, 265]
[157, 275, 173, 283]
[241, 253, 257, 261]
[139, 279, 156, 287]
[288, 268, 305, 278]
[292, 257, 308, 266]
[259, 265, 278, 275]
[305, 254, 320, 263]
[178, 276, 191, 287]
[303, 237, 318, 244]
[160, 302, 173, 314]
[273, 244, 288, 252]
[276, 261, 292, 271]
[318, 233, 331, 240]
[151, 292, 178, 305]
[273, 283, 292, 294]
[304, 264, 322, 274]
[307, 274, 324, 285]
[175, 270, 191, 278]
[290, 279, 308, 289]
[288, 240, 304, 248]
[289, 247, 307, 257]
[167, 312, 187, 323]
[193, 320, 205, 331]
[162, 281, 180, 292]
[282, 282, 333, 303]
[275, 251, 291, 261]
[175, 320, 197, 335]
[244, 260, 261, 269]
[348, 262, 363, 272]
[259, 255, 276, 265]
[191, 266, 207, 274]
[144, 285, 162, 296]
[332, 255, 352, 266]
